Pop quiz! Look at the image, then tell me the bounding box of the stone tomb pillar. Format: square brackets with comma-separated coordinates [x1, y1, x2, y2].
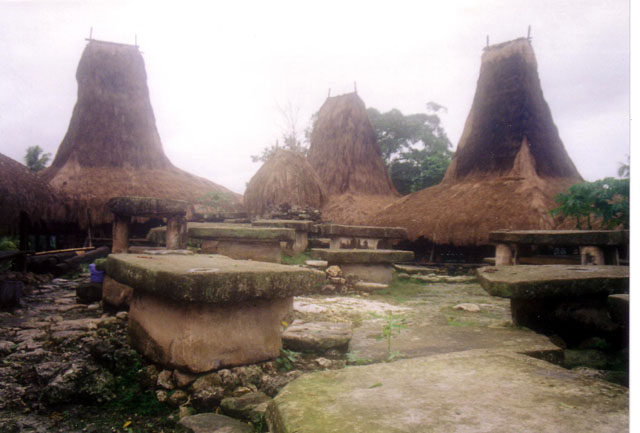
[580, 246, 605, 265]
[166, 215, 188, 250]
[112, 214, 131, 254]
[495, 244, 515, 265]
[105, 253, 325, 373]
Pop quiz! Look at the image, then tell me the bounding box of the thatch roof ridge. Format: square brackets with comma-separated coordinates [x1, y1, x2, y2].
[307, 92, 398, 197]
[447, 37, 582, 182]
[0, 153, 68, 234]
[43, 39, 242, 229]
[372, 38, 582, 245]
[244, 149, 326, 217]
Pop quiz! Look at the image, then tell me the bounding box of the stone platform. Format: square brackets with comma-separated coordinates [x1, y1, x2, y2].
[106, 253, 324, 372]
[311, 249, 414, 284]
[477, 265, 629, 345]
[267, 350, 628, 433]
[318, 224, 407, 249]
[252, 220, 313, 254]
[147, 222, 296, 263]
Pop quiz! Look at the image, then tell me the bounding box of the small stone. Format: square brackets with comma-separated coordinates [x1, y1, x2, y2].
[326, 266, 342, 278]
[178, 413, 252, 433]
[305, 260, 328, 269]
[86, 303, 101, 311]
[0, 340, 15, 356]
[220, 391, 271, 423]
[140, 365, 160, 389]
[329, 277, 346, 285]
[191, 386, 225, 411]
[156, 389, 168, 403]
[453, 303, 481, 313]
[397, 272, 412, 279]
[169, 390, 189, 407]
[321, 284, 337, 293]
[191, 372, 222, 392]
[116, 311, 128, 321]
[173, 369, 197, 388]
[157, 369, 175, 390]
[315, 357, 333, 369]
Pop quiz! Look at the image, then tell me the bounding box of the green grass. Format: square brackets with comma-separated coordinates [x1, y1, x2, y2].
[281, 251, 312, 265]
[372, 274, 429, 303]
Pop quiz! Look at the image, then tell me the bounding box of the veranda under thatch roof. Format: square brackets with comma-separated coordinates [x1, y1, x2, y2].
[244, 149, 326, 217]
[373, 38, 582, 246]
[41, 39, 241, 228]
[0, 153, 67, 236]
[306, 92, 399, 224]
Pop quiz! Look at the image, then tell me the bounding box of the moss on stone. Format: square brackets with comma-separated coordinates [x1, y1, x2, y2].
[477, 265, 629, 299]
[105, 254, 325, 303]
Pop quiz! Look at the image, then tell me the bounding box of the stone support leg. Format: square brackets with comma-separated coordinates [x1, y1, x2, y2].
[495, 243, 514, 266]
[112, 214, 131, 254]
[580, 246, 605, 265]
[166, 215, 187, 250]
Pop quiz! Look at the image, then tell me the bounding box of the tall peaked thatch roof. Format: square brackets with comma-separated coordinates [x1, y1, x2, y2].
[244, 149, 326, 217]
[0, 153, 67, 235]
[373, 38, 582, 246]
[42, 40, 241, 228]
[307, 92, 398, 224]
[307, 92, 397, 196]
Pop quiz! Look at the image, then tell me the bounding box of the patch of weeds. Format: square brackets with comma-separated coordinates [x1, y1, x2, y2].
[445, 315, 476, 327]
[275, 348, 300, 371]
[346, 351, 374, 366]
[371, 312, 408, 361]
[281, 251, 312, 266]
[108, 351, 172, 417]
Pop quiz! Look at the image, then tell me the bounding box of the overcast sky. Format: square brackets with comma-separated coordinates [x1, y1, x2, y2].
[0, 0, 629, 194]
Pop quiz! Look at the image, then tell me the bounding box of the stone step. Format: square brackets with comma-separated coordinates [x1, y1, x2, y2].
[282, 320, 352, 353]
[267, 350, 628, 433]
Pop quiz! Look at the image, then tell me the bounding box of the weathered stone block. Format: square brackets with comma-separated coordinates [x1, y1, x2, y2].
[129, 291, 293, 373]
[282, 321, 352, 352]
[311, 249, 414, 264]
[101, 276, 133, 310]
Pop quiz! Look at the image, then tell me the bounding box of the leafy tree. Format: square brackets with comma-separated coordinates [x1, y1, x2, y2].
[367, 104, 453, 194]
[551, 178, 629, 229]
[24, 145, 51, 172]
[618, 154, 630, 178]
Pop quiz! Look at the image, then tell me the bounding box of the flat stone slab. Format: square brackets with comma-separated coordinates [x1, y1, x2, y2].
[178, 413, 252, 433]
[477, 265, 629, 299]
[393, 264, 440, 274]
[252, 219, 313, 232]
[107, 196, 187, 216]
[267, 350, 628, 433]
[311, 249, 414, 264]
[147, 222, 295, 244]
[319, 224, 407, 239]
[489, 230, 629, 246]
[105, 253, 325, 303]
[282, 321, 352, 352]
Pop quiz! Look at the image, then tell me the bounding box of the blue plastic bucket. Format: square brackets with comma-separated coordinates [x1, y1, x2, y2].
[89, 263, 104, 283]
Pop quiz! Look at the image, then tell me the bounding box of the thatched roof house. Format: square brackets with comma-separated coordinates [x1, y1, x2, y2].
[307, 92, 399, 224]
[244, 149, 326, 217]
[41, 40, 241, 228]
[373, 38, 582, 246]
[0, 153, 67, 237]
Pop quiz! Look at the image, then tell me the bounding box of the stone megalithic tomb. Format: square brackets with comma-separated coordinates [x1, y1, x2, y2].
[106, 253, 325, 373]
[147, 223, 296, 263]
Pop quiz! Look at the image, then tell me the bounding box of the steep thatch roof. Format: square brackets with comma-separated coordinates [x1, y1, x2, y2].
[306, 92, 399, 223]
[244, 149, 326, 217]
[373, 38, 582, 245]
[0, 153, 67, 235]
[41, 40, 241, 228]
[308, 92, 397, 196]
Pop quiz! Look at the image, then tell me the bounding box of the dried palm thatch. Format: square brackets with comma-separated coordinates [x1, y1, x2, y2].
[41, 40, 241, 228]
[244, 149, 326, 217]
[308, 92, 397, 195]
[374, 38, 582, 246]
[0, 153, 67, 236]
[307, 92, 399, 223]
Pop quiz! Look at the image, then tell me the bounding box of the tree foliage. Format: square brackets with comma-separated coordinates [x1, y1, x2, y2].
[367, 104, 452, 194]
[252, 102, 309, 163]
[551, 177, 629, 229]
[24, 145, 51, 172]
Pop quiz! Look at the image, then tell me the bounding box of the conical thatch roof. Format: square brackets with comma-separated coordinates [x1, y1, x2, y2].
[307, 92, 399, 224]
[244, 149, 326, 217]
[373, 38, 582, 245]
[42, 40, 241, 228]
[0, 153, 67, 235]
